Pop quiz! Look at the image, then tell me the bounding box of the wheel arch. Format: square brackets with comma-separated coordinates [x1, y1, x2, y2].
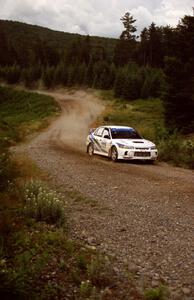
[109, 144, 118, 160]
[108, 145, 116, 157]
[87, 142, 93, 153]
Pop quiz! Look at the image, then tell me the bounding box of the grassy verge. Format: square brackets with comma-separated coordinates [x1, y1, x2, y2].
[0, 86, 60, 144]
[97, 90, 194, 169]
[2, 178, 135, 300]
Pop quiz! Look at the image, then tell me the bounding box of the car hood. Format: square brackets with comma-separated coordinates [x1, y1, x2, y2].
[114, 139, 155, 148]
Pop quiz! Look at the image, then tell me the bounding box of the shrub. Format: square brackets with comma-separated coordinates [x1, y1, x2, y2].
[87, 256, 112, 288]
[180, 140, 194, 168]
[79, 280, 93, 298]
[144, 285, 169, 300]
[0, 147, 17, 191]
[23, 180, 66, 225]
[157, 132, 194, 168]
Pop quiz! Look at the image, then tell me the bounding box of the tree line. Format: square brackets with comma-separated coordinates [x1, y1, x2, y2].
[0, 14, 194, 133]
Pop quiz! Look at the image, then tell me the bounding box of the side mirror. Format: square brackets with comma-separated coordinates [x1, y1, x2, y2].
[104, 135, 110, 139]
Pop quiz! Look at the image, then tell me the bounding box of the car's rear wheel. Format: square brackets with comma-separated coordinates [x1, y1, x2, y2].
[88, 143, 94, 156]
[111, 146, 118, 162]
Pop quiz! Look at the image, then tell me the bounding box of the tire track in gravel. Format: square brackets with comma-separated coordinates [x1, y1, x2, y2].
[16, 89, 194, 299]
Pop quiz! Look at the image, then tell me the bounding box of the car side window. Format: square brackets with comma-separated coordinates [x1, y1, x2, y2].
[102, 129, 110, 139]
[94, 127, 104, 137]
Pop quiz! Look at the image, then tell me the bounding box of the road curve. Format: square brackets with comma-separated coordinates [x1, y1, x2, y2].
[16, 89, 194, 299]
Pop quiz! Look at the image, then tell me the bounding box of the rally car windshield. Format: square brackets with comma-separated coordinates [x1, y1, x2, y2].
[111, 128, 142, 139]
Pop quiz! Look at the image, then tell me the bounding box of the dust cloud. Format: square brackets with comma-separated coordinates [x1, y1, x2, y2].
[41, 90, 104, 151]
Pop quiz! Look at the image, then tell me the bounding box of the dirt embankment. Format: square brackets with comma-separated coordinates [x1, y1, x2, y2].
[16, 89, 194, 299]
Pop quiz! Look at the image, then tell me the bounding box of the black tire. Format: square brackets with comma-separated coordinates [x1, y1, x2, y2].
[87, 143, 94, 156]
[111, 146, 118, 162]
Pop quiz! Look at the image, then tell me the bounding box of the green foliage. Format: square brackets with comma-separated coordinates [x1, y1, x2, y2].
[0, 86, 59, 193]
[163, 55, 194, 134]
[141, 68, 165, 99]
[158, 134, 194, 168]
[42, 67, 55, 88]
[0, 225, 64, 300]
[114, 64, 164, 100]
[114, 68, 126, 97]
[87, 256, 112, 288]
[103, 96, 164, 139]
[0, 147, 17, 191]
[0, 19, 117, 68]
[23, 180, 66, 225]
[144, 285, 169, 300]
[21, 66, 42, 88]
[162, 17, 194, 134]
[1, 65, 21, 84]
[79, 280, 93, 298]
[0, 86, 59, 143]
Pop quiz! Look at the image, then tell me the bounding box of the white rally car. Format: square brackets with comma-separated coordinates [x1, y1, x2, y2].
[86, 125, 158, 162]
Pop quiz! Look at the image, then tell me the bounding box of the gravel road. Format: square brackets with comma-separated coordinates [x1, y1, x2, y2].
[16, 89, 194, 299]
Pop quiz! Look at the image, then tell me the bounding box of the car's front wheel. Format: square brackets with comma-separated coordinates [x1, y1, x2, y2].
[111, 146, 118, 162]
[87, 143, 94, 156]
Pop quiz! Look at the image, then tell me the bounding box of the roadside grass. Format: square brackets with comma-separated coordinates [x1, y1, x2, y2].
[0, 86, 60, 144]
[0, 219, 137, 300]
[12, 154, 45, 179]
[144, 286, 169, 300]
[98, 90, 194, 169]
[66, 189, 98, 208]
[97, 90, 164, 141]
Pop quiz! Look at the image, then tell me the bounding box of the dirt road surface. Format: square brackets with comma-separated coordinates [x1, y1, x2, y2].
[16, 89, 194, 299]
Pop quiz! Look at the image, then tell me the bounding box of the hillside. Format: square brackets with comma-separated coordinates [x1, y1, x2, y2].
[0, 19, 117, 65]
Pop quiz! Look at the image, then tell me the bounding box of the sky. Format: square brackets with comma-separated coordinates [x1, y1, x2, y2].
[1, 0, 194, 37]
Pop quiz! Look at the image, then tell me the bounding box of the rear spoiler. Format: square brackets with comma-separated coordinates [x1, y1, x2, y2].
[89, 128, 96, 134]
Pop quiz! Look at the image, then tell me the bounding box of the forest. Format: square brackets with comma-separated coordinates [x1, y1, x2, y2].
[0, 14, 194, 134]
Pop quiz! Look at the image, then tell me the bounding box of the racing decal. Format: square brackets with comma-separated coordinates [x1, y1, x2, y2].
[89, 134, 107, 153]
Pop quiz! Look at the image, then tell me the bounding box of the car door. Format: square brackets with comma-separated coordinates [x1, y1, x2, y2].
[93, 127, 104, 153]
[101, 128, 112, 154]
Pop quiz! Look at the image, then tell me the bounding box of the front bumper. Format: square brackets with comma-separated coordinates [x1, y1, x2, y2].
[117, 149, 158, 160]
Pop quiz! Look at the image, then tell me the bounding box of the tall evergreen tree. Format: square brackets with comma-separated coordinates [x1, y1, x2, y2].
[138, 28, 149, 66]
[163, 15, 194, 133]
[114, 12, 137, 66]
[147, 23, 163, 67]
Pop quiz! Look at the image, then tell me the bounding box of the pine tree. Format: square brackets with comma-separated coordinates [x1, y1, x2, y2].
[53, 63, 68, 86]
[114, 12, 137, 66]
[85, 58, 94, 86]
[114, 68, 126, 97]
[5, 65, 21, 84]
[147, 23, 163, 67]
[163, 56, 194, 133]
[163, 16, 194, 133]
[138, 28, 149, 66]
[42, 67, 55, 88]
[123, 65, 142, 100]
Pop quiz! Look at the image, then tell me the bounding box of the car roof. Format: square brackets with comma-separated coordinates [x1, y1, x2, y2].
[98, 125, 134, 129]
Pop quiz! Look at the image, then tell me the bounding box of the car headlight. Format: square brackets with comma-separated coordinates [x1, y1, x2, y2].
[151, 146, 157, 150]
[116, 143, 134, 149]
